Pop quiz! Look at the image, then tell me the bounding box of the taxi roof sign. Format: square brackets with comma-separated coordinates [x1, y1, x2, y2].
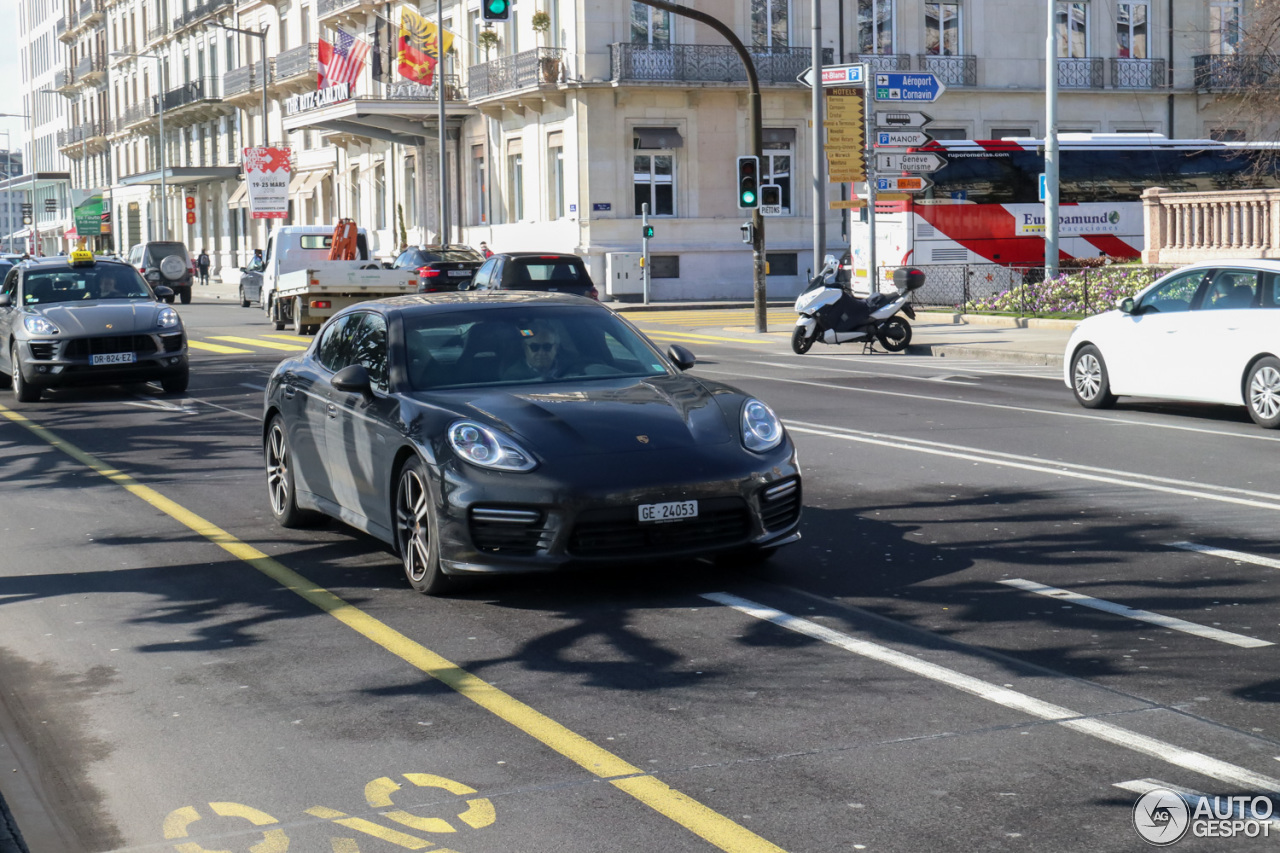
[70, 249, 96, 267]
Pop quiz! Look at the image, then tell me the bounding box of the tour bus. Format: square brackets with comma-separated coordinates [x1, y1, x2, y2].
[850, 133, 1280, 284]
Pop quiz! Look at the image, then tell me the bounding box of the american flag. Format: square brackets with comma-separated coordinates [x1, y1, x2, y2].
[318, 28, 370, 89]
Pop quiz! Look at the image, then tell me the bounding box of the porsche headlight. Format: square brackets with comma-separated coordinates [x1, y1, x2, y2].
[448, 421, 537, 472]
[157, 307, 180, 328]
[741, 399, 784, 453]
[23, 315, 58, 335]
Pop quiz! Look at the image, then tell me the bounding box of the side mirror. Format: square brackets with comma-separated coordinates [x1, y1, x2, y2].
[667, 344, 696, 371]
[153, 285, 174, 299]
[332, 363, 375, 400]
[823, 253, 838, 267]
[1118, 296, 1135, 314]
[0, 293, 10, 308]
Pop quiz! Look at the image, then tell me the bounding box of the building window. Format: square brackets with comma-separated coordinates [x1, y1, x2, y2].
[928, 127, 968, 140]
[858, 0, 894, 54]
[991, 127, 1032, 138]
[506, 140, 523, 222]
[763, 128, 794, 214]
[405, 157, 417, 225]
[751, 0, 789, 49]
[349, 167, 360, 221]
[766, 253, 798, 276]
[374, 163, 386, 229]
[650, 255, 679, 278]
[633, 154, 674, 216]
[1209, 0, 1240, 55]
[925, 3, 961, 56]
[470, 10, 483, 64]
[1210, 127, 1246, 141]
[472, 144, 486, 225]
[631, 2, 670, 46]
[547, 131, 565, 219]
[1115, 3, 1147, 58]
[1055, 2, 1088, 58]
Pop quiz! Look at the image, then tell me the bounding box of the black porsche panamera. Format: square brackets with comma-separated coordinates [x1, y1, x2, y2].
[262, 292, 802, 594]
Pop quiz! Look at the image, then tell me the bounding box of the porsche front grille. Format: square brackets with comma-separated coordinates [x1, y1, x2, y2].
[64, 335, 158, 359]
[27, 342, 56, 361]
[568, 497, 750, 558]
[759, 478, 801, 531]
[469, 507, 553, 555]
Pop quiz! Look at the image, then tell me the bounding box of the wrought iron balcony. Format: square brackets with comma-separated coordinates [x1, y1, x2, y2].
[147, 22, 166, 42]
[119, 100, 157, 127]
[224, 62, 274, 97]
[317, 0, 378, 20]
[75, 54, 106, 80]
[159, 76, 222, 111]
[470, 47, 567, 99]
[1193, 54, 1278, 91]
[853, 53, 910, 73]
[1057, 57, 1103, 89]
[57, 120, 109, 151]
[917, 54, 976, 86]
[112, 40, 135, 63]
[274, 43, 317, 81]
[170, 0, 232, 32]
[1111, 57, 1166, 89]
[79, 0, 104, 25]
[55, 17, 66, 36]
[609, 44, 833, 86]
[54, 69, 76, 92]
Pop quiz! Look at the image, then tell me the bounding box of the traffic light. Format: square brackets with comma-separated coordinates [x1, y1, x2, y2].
[482, 0, 510, 22]
[642, 224, 654, 239]
[737, 155, 759, 209]
[759, 184, 781, 208]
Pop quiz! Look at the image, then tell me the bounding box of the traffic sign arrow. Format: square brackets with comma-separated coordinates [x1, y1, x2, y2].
[874, 130, 932, 148]
[873, 72, 947, 103]
[798, 63, 867, 88]
[875, 152, 948, 173]
[875, 110, 934, 129]
[875, 175, 933, 193]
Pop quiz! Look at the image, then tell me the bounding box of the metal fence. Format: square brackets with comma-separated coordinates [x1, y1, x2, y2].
[904, 263, 1176, 316]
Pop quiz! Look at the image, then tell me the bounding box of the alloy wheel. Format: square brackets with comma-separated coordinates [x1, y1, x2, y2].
[1074, 353, 1102, 400]
[1250, 365, 1280, 422]
[397, 467, 432, 584]
[266, 423, 290, 517]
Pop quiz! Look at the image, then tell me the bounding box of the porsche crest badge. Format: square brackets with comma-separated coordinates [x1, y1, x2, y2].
[636, 435, 649, 444]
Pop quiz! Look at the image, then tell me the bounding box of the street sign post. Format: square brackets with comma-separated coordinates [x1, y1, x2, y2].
[874, 111, 934, 129]
[875, 152, 948, 173]
[873, 72, 947, 103]
[875, 175, 933, 193]
[797, 63, 867, 89]
[874, 130, 932, 148]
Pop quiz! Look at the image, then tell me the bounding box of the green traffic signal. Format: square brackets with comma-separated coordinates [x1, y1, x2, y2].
[483, 0, 510, 20]
[737, 155, 759, 210]
[642, 225, 654, 239]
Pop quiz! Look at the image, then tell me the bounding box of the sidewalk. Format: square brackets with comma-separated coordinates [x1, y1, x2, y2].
[192, 284, 1074, 369]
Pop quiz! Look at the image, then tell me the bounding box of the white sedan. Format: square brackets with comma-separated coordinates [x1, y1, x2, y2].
[1064, 260, 1280, 428]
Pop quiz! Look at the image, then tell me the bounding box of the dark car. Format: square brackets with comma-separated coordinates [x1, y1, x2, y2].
[463, 252, 599, 300]
[262, 292, 801, 593]
[237, 268, 265, 307]
[392, 245, 486, 293]
[0, 251, 188, 402]
[130, 241, 194, 304]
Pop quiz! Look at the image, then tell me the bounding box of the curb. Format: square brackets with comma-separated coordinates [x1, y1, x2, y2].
[915, 311, 1079, 331]
[906, 342, 1065, 368]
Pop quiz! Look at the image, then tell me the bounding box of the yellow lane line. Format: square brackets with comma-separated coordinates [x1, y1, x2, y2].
[210, 336, 310, 352]
[187, 341, 254, 354]
[0, 404, 788, 853]
[263, 334, 315, 342]
[646, 331, 773, 346]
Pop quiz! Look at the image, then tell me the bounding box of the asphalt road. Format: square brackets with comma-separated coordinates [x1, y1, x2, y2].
[1, 297, 1278, 852]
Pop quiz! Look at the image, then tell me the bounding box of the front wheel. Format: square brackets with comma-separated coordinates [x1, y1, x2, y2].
[395, 458, 451, 595]
[1071, 344, 1117, 409]
[239, 286, 250, 308]
[178, 286, 192, 305]
[1246, 356, 1280, 429]
[791, 324, 816, 355]
[876, 316, 912, 352]
[265, 416, 323, 528]
[160, 366, 189, 394]
[11, 344, 39, 402]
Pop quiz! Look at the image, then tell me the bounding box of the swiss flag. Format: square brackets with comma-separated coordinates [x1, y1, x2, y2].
[317, 38, 333, 89]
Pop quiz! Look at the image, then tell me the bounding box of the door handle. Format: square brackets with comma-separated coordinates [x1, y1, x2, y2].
[327, 402, 338, 419]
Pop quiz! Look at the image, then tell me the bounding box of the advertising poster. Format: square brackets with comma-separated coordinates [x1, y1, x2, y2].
[71, 189, 107, 237]
[243, 147, 292, 220]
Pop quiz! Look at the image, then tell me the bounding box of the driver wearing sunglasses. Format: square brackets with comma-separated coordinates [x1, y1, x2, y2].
[504, 320, 569, 381]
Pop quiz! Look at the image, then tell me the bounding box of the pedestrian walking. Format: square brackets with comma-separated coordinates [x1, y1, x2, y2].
[197, 248, 211, 285]
[479, 241, 493, 259]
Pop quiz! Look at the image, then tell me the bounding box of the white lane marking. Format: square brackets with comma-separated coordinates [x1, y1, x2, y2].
[704, 366, 1280, 443]
[239, 382, 266, 391]
[1115, 779, 1280, 826]
[702, 592, 1280, 793]
[786, 422, 1280, 512]
[1168, 542, 1280, 572]
[124, 399, 198, 414]
[998, 579, 1272, 649]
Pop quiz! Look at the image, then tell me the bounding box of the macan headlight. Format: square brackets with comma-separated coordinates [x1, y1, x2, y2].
[448, 421, 537, 471]
[157, 307, 180, 328]
[741, 399, 784, 453]
[23, 315, 59, 335]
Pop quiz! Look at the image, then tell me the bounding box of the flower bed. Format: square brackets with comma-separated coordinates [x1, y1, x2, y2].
[962, 264, 1174, 317]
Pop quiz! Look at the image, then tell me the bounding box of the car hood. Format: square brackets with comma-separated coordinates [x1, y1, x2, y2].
[31, 301, 172, 335]
[426, 374, 738, 458]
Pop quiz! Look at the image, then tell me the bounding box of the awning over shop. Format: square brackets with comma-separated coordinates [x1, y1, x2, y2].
[0, 172, 72, 194]
[282, 98, 472, 146]
[293, 170, 329, 196]
[227, 182, 249, 209]
[118, 166, 240, 187]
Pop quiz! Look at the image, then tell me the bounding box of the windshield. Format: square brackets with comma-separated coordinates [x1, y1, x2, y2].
[24, 267, 154, 304]
[404, 305, 669, 391]
[511, 257, 589, 284]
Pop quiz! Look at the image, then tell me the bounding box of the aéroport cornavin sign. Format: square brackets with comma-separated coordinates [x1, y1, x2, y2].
[284, 83, 351, 117]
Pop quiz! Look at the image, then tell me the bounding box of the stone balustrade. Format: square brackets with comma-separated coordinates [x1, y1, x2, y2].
[1142, 187, 1280, 264]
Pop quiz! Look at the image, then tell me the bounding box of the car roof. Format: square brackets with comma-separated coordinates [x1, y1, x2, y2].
[1162, 258, 1280, 273]
[493, 252, 585, 260]
[358, 291, 601, 314]
[23, 257, 136, 272]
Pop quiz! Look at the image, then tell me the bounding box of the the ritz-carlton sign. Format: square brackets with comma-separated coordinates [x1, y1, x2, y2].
[284, 83, 351, 116]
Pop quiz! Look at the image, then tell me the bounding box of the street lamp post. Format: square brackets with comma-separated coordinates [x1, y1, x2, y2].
[112, 51, 168, 240]
[209, 22, 270, 147]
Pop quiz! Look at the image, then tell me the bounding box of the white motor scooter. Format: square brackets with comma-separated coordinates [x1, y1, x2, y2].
[791, 256, 926, 355]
